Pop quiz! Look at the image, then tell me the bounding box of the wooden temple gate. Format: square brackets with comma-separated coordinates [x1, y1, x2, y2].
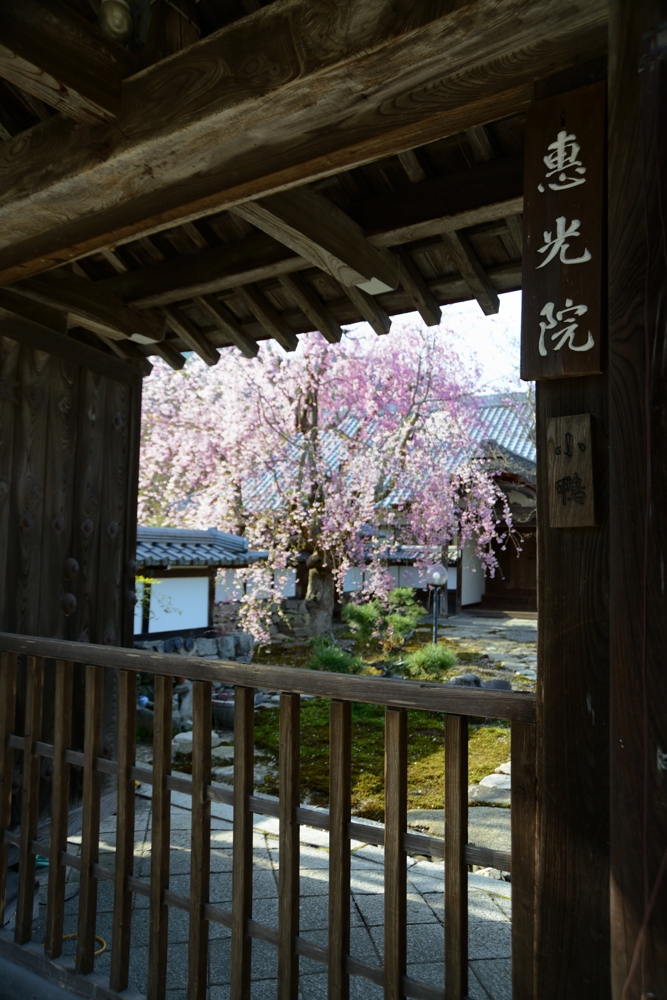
[0, 0, 664, 997]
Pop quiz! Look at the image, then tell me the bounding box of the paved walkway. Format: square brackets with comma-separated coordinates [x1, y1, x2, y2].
[28, 789, 512, 1000]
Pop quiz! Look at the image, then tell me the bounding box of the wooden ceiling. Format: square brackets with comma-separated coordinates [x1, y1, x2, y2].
[0, 0, 607, 375]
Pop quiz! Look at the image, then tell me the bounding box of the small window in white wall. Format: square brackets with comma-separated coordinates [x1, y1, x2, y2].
[398, 565, 426, 589]
[343, 567, 364, 593]
[274, 568, 297, 598]
[216, 568, 245, 603]
[134, 579, 145, 634]
[148, 576, 209, 632]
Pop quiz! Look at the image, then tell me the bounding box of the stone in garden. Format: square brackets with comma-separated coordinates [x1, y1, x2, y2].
[211, 744, 235, 766]
[136, 706, 154, 733]
[447, 673, 483, 687]
[495, 761, 511, 775]
[217, 635, 236, 660]
[195, 637, 219, 657]
[172, 729, 222, 755]
[468, 783, 511, 806]
[479, 772, 511, 790]
[483, 679, 512, 691]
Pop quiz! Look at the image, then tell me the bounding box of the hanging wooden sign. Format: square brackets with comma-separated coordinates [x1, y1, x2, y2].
[521, 82, 606, 380]
[547, 413, 596, 527]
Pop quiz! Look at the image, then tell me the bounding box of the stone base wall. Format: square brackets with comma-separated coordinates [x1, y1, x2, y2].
[134, 632, 254, 662]
[213, 599, 311, 642]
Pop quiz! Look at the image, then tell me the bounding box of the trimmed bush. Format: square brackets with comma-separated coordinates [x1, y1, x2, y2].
[342, 587, 423, 650]
[306, 636, 365, 674]
[402, 643, 457, 681]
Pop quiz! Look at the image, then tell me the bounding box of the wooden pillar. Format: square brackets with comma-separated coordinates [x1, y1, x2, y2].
[534, 375, 610, 999]
[608, 1, 667, 996]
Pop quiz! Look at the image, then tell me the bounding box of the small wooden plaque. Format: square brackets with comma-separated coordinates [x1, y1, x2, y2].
[547, 414, 596, 527]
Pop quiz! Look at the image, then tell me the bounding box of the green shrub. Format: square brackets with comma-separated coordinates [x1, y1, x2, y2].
[342, 587, 423, 651]
[306, 636, 365, 674]
[402, 643, 457, 681]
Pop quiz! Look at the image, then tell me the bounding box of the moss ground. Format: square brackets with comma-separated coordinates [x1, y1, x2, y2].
[254, 698, 510, 821]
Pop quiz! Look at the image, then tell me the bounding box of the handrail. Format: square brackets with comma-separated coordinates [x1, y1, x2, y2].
[0, 632, 535, 722]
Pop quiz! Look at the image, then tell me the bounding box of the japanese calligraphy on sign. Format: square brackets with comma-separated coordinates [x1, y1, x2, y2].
[521, 83, 605, 380]
[547, 414, 596, 528]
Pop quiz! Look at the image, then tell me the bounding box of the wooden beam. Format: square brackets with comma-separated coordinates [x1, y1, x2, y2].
[163, 306, 220, 366]
[236, 285, 299, 352]
[232, 188, 400, 290]
[357, 155, 524, 247]
[343, 285, 391, 336]
[395, 246, 441, 327]
[397, 150, 427, 184]
[151, 340, 186, 371]
[504, 214, 524, 256]
[10, 271, 165, 342]
[195, 295, 259, 359]
[278, 274, 342, 345]
[0, 309, 142, 383]
[0, 287, 67, 334]
[97, 335, 154, 376]
[441, 231, 500, 315]
[102, 233, 306, 308]
[0, 0, 606, 284]
[465, 124, 495, 162]
[0, 0, 139, 123]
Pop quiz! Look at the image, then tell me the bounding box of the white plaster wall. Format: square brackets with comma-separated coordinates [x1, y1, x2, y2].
[216, 568, 245, 603]
[343, 568, 364, 592]
[148, 576, 209, 632]
[460, 543, 486, 606]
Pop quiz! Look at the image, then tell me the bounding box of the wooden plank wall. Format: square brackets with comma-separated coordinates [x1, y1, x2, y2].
[0, 337, 141, 649]
[608, 0, 667, 996]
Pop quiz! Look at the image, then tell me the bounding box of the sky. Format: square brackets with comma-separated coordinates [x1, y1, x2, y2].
[345, 290, 525, 395]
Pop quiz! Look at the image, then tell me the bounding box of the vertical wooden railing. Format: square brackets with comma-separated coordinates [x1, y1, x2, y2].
[0, 633, 537, 1000]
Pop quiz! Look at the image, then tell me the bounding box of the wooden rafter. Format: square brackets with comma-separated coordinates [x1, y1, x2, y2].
[278, 274, 342, 345]
[10, 271, 165, 341]
[236, 285, 299, 352]
[343, 286, 391, 337]
[395, 247, 441, 327]
[232, 188, 400, 290]
[0, 0, 139, 123]
[163, 306, 219, 366]
[195, 295, 259, 359]
[441, 231, 500, 316]
[0, 0, 606, 284]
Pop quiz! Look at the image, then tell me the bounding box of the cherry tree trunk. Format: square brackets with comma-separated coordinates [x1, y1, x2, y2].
[305, 565, 335, 636]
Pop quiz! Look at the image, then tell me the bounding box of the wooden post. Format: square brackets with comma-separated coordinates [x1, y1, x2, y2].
[188, 680, 212, 1000]
[384, 707, 407, 1000]
[76, 664, 104, 973]
[0, 652, 16, 926]
[444, 714, 468, 1000]
[328, 700, 352, 1000]
[511, 720, 536, 1000]
[278, 693, 300, 1000]
[45, 659, 73, 959]
[147, 674, 172, 1000]
[15, 655, 43, 945]
[608, 1, 667, 996]
[230, 686, 254, 1000]
[110, 669, 137, 991]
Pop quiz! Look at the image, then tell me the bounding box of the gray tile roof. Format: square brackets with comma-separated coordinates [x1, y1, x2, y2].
[136, 526, 266, 569]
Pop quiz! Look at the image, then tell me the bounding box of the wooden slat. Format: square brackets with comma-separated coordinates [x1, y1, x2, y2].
[109, 669, 137, 992]
[152, 339, 186, 370]
[444, 715, 468, 1000]
[441, 231, 499, 315]
[195, 295, 259, 359]
[230, 686, 254, 1000]
[75, 664, 104, 973]
[236, 285, 299, 353]
[0, 652, 16, 923]
[44, 659, 73, 958]
[384, 707, 407, 1000]
[163, 306, 220, 366]
[278, 273, 343, 345]
[396, 246, 442, 326]
[15, 655, 43, 944]
[511, 720, 536, 1000]
[0, 633, 537, 723]
[343, 285, 392, 336]
[188, 680, 212, 1000]
[278, 693, 300, 1000]
[328, 700, 352, 1000]
[147, 674, 172, 1000]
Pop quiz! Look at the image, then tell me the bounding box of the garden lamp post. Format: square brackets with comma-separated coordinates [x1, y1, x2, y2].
[425, 562, 448, 644]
